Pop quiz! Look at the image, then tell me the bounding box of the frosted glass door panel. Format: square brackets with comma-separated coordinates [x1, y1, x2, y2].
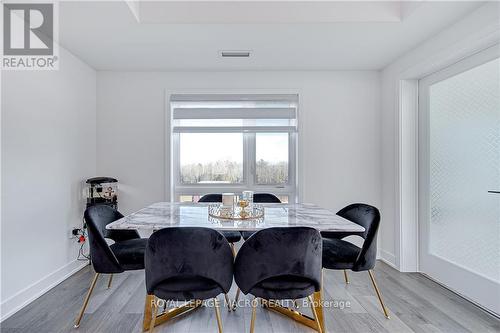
[428, 57, 500, 283]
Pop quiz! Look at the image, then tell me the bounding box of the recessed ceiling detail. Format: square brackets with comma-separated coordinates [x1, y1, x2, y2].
[131, 1, 402, 23]
[58, 1, 490, 71]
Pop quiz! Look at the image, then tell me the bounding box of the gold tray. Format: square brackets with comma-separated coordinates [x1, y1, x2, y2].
[208, 204, 264, 220]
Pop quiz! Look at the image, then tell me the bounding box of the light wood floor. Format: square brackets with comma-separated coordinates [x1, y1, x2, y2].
[2, 261, 499, 333]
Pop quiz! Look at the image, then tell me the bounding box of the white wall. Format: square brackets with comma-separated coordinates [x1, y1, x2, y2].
[1, 47, 97, 320]
[96, 71, 382, 219]
[380, 3, 500, 269]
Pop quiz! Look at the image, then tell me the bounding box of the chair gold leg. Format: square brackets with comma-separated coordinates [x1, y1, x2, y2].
[149, 296, 158, 333]
[74, 273, 100, 328]
[250, 298, 258, 333]
[230, 243, 241, 311]
[315, 269, 325, 332]
[308, 295, 323, 333]
[230, 243, 237, 257]
[343, 270, 350, 284]
[368, 270, 390, 319]
[233, 288, 241, 310]
[214, 298, 223, 333]
[224, 294, 232, 312]
[321, 269, 324, 297]
[107, 274, 113, 289]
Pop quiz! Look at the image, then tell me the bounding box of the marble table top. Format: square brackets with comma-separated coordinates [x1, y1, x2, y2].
[106, 202, 365, 233]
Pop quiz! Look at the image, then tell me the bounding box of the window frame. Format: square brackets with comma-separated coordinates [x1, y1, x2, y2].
[169, 91, 299, 203]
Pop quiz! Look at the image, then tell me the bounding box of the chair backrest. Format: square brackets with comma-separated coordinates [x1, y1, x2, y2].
[84, 205, 139, 273]
[254, 193, 281, 203]
[198, 194, 222, 202]
[234, 227, 322, 294]
[337, 203, 380, 271]
[145, 227, 234, 296]
[198, 193, 281, 203]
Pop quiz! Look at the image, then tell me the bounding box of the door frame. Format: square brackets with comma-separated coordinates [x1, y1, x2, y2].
[394, 35, 500, 273]
[418, 45, 500, 315]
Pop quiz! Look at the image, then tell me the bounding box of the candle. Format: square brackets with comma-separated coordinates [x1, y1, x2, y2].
[222, 193, 235, 207]
[242, 190, 254, 210]
[242, 191, 254, 203]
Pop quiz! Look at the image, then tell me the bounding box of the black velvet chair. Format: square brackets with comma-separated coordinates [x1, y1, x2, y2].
[74, 205, 148, 328]
[144, 227, 233, 333]
[322, 203, 390, 318]
[234, 227, 323, 333]
[240, 193, 282, 240]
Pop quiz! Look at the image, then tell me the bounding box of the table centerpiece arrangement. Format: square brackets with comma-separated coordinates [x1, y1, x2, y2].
[208, 191, 264, 220]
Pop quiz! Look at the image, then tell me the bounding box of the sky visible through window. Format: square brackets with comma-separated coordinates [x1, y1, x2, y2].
[180, 133, 243, 165]
[180, 133, 289, 184]
[180, 133, 287, 164]
[256, 133, 288, 162]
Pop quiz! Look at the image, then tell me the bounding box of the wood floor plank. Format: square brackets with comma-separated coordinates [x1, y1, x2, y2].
[120, 280, 148, 315]
[354, 295, 413, 333]
[219, 297, 246, 333]
[2, 261, 499, 333]
[326, 313, 389, 333]
[378, 266, 500, 333]
[96, 272, 144, 313]
[2, 267, 92, 331]
[323, 273, 370, 314]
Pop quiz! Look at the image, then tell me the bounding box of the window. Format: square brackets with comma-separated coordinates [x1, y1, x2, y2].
[179, 133, 243, 184]
[171, 93, 298, 202]
[255, 133, 289, 185]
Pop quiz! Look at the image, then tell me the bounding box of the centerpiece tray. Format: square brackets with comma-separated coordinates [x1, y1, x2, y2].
[208, 203, 264, 220]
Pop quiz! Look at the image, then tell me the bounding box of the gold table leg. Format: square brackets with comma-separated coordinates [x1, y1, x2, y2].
[142, 296, 202, 331]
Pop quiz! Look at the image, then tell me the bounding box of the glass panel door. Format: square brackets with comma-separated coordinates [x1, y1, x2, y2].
[419, 46, 500, 315]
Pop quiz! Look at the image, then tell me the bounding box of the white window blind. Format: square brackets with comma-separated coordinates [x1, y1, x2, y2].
[171, 94, 298, 133]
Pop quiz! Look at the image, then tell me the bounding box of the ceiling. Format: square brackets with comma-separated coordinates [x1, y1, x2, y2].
[59, 1, 486, 71]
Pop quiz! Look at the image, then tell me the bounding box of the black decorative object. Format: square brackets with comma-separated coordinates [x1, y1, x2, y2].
[85, 177, 118, 209]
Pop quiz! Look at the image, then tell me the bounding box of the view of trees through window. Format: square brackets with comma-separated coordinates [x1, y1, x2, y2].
[179, 132, 289, 185]
[255, 160, 288, 184]
[180, 133, 243, 184]
[181, 161, 243, 184]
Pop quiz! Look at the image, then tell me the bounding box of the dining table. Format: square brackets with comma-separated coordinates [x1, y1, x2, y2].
[107, 202, 365, 332]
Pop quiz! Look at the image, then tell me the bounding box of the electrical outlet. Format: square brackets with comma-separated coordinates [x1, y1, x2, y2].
[70, 227, 80, 239]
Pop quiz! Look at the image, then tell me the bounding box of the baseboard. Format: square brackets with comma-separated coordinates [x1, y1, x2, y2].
[378, 250, 397, 269]
[0, 259, 88, 322]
